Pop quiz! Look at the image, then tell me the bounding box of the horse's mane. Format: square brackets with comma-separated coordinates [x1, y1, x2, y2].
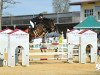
[42, 18, 55, 32]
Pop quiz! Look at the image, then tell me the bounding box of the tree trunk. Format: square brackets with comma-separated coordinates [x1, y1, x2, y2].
[0, 0, 3, 30]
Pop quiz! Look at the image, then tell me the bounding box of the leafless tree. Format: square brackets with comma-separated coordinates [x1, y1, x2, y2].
[52, 0, 70, 13]
[0, 0, 19, 30]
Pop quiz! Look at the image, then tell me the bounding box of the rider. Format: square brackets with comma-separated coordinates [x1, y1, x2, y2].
[35, 13, 44, 24]
[30, 13, 44, 28]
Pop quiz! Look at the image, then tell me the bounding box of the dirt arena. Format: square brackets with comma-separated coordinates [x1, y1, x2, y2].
[0, 62, 100, 75]
[1, 49, 100, 75]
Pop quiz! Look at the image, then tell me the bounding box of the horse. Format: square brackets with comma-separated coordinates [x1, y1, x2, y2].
[28, 18, 55, 42]
[29, 23, 45, 41]
[41, 18, 55, 33]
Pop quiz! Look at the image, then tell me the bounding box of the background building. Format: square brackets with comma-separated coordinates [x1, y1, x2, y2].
[70, 0, 100, 39]
[2, 12, 80, 38]
[70, 0, 100, 22]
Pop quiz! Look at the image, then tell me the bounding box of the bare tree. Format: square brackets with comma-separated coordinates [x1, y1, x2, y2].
[0, 0, 3, 30]
[52, 0, 70, 13]
[0, 0, 19, 30]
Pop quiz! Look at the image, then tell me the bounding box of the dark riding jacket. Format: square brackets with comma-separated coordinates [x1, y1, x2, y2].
[30, 17, 43, 25]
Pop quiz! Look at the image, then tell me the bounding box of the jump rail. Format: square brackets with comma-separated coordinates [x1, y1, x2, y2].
[29, 52, 67, 55]
[30, 58, 68, 61]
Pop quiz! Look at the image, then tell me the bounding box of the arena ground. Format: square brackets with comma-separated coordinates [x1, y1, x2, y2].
[0, 62, 100, 75]
[1, 49, 100, 75]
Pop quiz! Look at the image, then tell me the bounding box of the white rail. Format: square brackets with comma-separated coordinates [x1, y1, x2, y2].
[29, 52, 67, 55]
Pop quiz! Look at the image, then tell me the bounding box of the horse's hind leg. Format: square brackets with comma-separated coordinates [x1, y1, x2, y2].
[41, 49, 43, 52]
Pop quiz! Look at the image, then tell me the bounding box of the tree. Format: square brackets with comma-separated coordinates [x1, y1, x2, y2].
[0, 0, 19, 30]
[52, 0, 70, 13]
[0, 0, 3, 30]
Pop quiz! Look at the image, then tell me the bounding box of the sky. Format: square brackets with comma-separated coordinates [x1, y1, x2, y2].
[3, 0, 80, 16]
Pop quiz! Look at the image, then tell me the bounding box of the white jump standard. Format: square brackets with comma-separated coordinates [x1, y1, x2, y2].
[79, 29, 97, 63]
[67, 29, 80, 63]
[67, 29, 97, 64]
[8, 29, 29, 67]
[0, 28, 13, 66]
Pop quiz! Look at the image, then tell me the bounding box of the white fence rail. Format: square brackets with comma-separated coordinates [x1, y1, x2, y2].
[29, 52, 67, 55]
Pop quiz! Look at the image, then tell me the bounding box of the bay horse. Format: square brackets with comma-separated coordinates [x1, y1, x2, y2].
[29, 18, 55, 42]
